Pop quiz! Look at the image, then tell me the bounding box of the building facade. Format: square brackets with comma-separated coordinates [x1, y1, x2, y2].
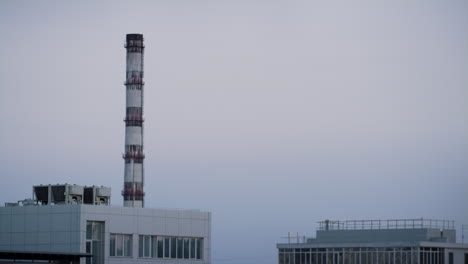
[0, 203, 211, 264]
[277, 219, 468, 264]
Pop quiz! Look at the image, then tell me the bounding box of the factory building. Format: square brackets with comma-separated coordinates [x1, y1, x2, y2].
[0, 184, 211, 264]
[0, 34, 212, 264]
[277, 219, 468, 264]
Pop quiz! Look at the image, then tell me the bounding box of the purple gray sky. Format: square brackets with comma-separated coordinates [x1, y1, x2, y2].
[1, 1, 467, 263]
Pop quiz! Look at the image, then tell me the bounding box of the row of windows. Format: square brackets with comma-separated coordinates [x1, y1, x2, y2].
[139, 235, 203, 260]
[279, 247, 445, 264]
[280, 247, 418, 253]
[109, 233, 203, 260]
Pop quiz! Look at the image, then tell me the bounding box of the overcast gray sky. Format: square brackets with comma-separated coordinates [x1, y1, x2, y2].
[1, 1, 467, 263]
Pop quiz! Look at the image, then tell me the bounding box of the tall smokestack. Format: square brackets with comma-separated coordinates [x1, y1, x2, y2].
[122, 33, 145, 207]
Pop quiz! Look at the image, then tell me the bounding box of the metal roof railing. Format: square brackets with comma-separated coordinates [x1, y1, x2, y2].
[278, 232, 313, 244]
[318, 218, 455, 231]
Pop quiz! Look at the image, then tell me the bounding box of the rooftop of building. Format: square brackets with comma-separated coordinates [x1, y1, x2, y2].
[278, 218, 465, 248]
[1, 183, 210, 215]
[317, 218, 455, 231]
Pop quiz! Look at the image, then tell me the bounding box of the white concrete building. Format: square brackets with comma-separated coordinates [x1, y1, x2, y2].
[277, 219, 468, 264]
[0, 185, 211, 264]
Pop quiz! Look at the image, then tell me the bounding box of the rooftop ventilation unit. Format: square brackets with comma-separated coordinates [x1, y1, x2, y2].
[32, 184, 110, 206]
[84, 186, 111, 206]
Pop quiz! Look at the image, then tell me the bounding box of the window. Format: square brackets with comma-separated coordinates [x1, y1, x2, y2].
[144, 236, 151, 257]
[86, 221, 104, 264]
[139, 235, 154, 258]
[138, 236, 143, 258]
[171, 237, 177, 258]
[191, 238, 196, 259]
[196, 238, 203, 259]
[184, 238, 189, 259]
[157, 236, 163, 258]
[449, 252, 454, 264]
[137, 235, 203, 260]
[177, 237, 183, 259]
[164, 237, 170, 258]
[110, 234, 132, 257]
[110, 235, 115, 256]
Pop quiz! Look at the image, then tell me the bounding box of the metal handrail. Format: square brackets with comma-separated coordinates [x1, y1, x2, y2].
[317, 218, 455, 230]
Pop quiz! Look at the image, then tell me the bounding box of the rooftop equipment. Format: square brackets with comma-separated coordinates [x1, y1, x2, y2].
[31, 184, 110, 206]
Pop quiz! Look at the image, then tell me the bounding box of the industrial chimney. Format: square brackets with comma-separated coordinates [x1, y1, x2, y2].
[122, 33, 145, 207]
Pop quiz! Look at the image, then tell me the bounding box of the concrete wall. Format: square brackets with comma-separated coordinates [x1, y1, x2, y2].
[0, 204, 82, 252]
[445, 248, 467, 264]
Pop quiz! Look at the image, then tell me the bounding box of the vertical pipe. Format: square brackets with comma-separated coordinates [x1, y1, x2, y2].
[123, 33, 145, 208]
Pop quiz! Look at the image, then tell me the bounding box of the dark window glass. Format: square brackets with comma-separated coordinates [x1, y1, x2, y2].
[177, 238, 183, 259]
[86, 241, 91, 253]
[110, 235, 115, 256]
[138, 236, 143, 257]
[190, 238, 196, 259]
[87, 221, 104, 264]
[157, 237, 163, 258]
[124, 235, 132, 257]
[184, 238, 189, 259]
[86, 222, 92, 240]
[151, 236, 157, 258]
[92, 241, 101, 264]
[196, 238, 202, 259]
[86, 242, 91, 264]
[171, 237, 176, 258]
[164, 237, 170, 258]
[93, 223, 103, 240]
[116, 234, 123, 256]
[449, 252, 454, 264]
[146, 236, 151, 257]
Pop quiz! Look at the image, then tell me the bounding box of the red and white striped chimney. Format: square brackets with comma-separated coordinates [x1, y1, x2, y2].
[122, 33, 145, 208]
